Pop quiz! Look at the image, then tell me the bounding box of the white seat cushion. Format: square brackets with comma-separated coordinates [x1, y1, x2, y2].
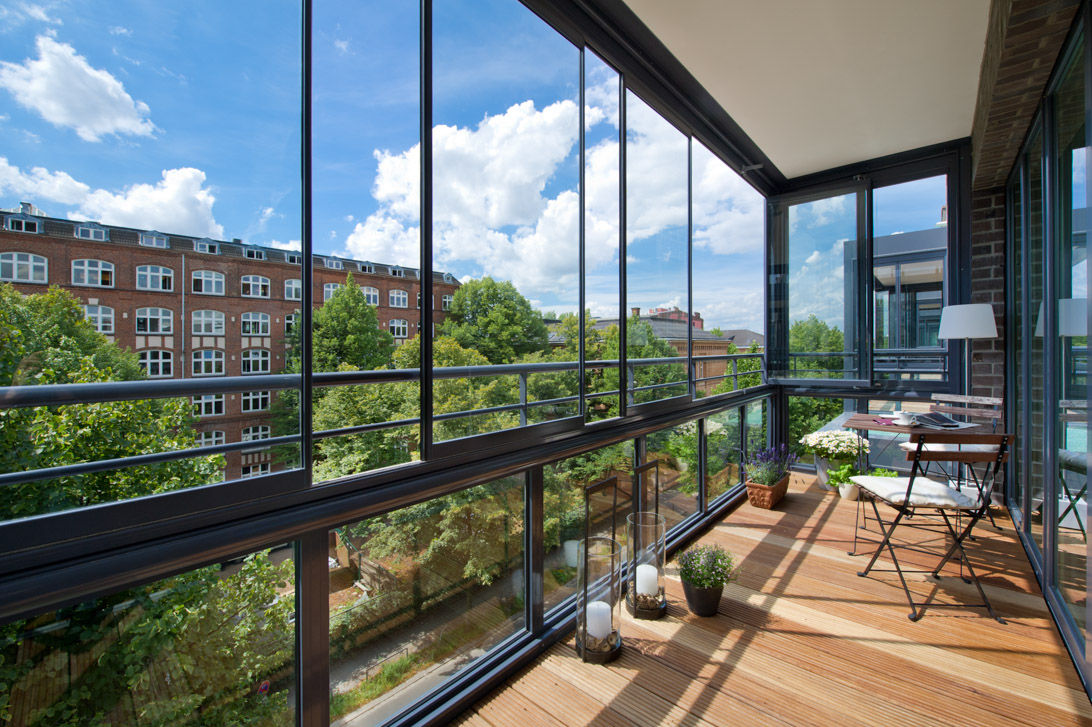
[849, 475, 979, 509]
[897, 442, 999, 453]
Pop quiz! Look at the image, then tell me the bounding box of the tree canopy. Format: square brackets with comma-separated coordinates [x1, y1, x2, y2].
[440, 277, 548, 364]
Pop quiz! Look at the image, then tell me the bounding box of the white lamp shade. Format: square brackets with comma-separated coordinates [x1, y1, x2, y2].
[1034, 298, 1088, 337]
[937, 304, 998, 340]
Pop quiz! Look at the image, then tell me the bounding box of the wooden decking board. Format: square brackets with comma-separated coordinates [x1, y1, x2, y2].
[461, 477, 1088, 725]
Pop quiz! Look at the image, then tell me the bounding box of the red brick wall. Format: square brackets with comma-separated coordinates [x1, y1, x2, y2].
[969, 187, 1007, 400]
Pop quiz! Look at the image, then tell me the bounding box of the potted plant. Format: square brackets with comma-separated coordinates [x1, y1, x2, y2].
[828, 465, 898, 500]
[677, 543, 738, 616]
[799, 431, 869, 489]
[743, 444, 796, 509]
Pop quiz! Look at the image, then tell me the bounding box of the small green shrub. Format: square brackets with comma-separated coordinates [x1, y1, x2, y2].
[677, 543, 738, 589]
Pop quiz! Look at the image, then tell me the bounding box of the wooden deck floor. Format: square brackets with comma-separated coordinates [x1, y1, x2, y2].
[456, 474, 1091, 726]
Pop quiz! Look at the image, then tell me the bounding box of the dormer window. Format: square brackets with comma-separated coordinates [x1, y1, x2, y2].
[390, 267, 405, 278]
[5, 217, 39, 234]
[140, 232, 168, 248]
[195, 239, 219, 255]
[360, 263, 374, 274]
[75, 224, 108, 242]
[285, 253, 301, 265]
[244, 247, 266, 260]
[325, 258, 343, 270]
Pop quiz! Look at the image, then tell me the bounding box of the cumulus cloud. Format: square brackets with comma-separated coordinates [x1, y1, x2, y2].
[334, 39, 350, 54]
[269, 239, 301, 251]
[0, 34, 155, 141]
[0, 155, 89, 204]
[74, 167, 223, 238]
[108, 26, 131, 36]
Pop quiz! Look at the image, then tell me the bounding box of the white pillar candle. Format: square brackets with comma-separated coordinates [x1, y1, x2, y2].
[635, 563, 659, 596]
[585, 600, 612, 640]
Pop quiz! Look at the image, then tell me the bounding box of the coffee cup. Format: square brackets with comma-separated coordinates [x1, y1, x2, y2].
[893, 411, 913, 425]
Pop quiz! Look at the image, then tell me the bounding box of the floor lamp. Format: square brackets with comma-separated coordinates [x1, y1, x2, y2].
[938, 303, 998, 396]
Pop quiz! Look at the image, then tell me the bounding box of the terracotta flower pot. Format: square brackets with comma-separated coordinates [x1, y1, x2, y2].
[745, 472, 789, 509]
[682, 580, 723, 616]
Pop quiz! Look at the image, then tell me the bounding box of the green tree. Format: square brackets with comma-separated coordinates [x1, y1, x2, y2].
[441, 277, 548, 364]
[788, 314, 844, 376]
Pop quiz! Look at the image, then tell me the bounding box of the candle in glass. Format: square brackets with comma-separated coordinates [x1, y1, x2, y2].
[585, 600, 612, 640]
[635, 563, 658, 596]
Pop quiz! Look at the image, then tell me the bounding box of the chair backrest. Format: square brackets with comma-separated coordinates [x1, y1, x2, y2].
[930, 393, 1002, 427]
[906, 431, 1011, 464]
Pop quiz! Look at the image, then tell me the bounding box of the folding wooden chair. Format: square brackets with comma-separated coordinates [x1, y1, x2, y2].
[851, 431, 1011, 622]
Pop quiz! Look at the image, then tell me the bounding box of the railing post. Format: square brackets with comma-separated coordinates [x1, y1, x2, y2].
[731, 357, 739, 390]
[627, 363, 636, 406]
[519, 372, 528, 426]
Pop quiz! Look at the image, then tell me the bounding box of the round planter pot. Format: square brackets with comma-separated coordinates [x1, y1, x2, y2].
[838, 482, 860, 500]
[814, 456, 850, 490]
[682, 581, 723, 617]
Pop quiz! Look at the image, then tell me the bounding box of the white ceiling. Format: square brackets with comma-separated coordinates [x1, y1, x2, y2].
[622, 0, 991, 180]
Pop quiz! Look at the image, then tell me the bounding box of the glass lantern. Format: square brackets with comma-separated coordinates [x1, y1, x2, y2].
[576, 536, 622, 663]
[626, 511, 667, 618]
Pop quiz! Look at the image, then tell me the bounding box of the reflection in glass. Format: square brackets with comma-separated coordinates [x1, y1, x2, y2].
[1011, 176, 1025, 526]
[645, 423, 699, 531]
[787, 396, 845, 467]
[329, 477, 524, 723]
[784, 192, 859, 379]
[3, 547, 296, 725]
[624, 91, 688, 404]
[1028, 125, 1046, 556]
[706, 408, 743, 502]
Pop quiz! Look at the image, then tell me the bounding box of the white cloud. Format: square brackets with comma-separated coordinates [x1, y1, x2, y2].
[108, 26, 131, 36]
[334, 39, 350, 54]
[691, 146, 764, 256]
[0, 35, 155, 141]
[18, 3, 60, 25]
[74, 167, 223, 238]
[0, 155, 89, 204]
[344, 213, 354, 222]
[804, 250, 821, 265]
[269, 239, 301, 251]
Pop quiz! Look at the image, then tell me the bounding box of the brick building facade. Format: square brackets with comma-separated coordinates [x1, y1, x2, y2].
[0, 203, 459, 480]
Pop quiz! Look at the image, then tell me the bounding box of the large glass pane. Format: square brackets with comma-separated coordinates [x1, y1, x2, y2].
[0, 0, 302, 518]
[783, 192, 860, 379]
[3, 546, 295, 725]
[645, 424, 699, 531]
[706, 408, 743, 503]
[691, 142, 765, 395]
[430, 0, 580, 443]
[788, 396, 847, 467]
[624, 91, 689, 404]
[1051, 37, 1087, 644]
[1028, 126, 1047, 556]
[872, 176, 948, 382]
[329, 476, 525, 723]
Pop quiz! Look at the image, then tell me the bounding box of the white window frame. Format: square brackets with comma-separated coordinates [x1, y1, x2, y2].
[442, 294, 453, 311]
[242, 425, 271, 442]
[192, 270, 225, 295]
[241, 274, 270, 298]
[139, 349, 173, 378]
[244, 247, 266, 260]
[285, 253, 301, 265]
[195, 239, 219, 255]
[240, 463, 271, 478]
[0, 252, 47, 283]
[191, 349, 225, 377]
[285, 278, 302, 300]
[389, 289, 408, 308]
[360, 263, 374, 273]
[75, 225, 107, 241]
[323, 283, 342, 302]
[241, 312, 271, 336]
[195, 430, 225, 447]
[6, 217, 39, 234]
[72, 259, 114, 288]
[193, 394, 225, 417]
[285, 313, 297, 333]
[324, 258, 343, 270]
[83, 304, 114, 334]
[362, 286, 379, 306]
[136, 264, 174, 291]
[390, 318, 409, 338]
[241, 390, 270, 412]
[136, 306, 173, 334]
[390, 267, 405, 278]
[191, 309, 225, 335]
[140, 233, 168, 248]
[241, 348, 270, 374]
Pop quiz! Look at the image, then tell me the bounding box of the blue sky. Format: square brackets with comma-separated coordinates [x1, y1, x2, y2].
[0, 0, 765, 331]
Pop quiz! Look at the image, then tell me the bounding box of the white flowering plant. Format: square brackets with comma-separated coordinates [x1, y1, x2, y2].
[798, 430, 869, 460]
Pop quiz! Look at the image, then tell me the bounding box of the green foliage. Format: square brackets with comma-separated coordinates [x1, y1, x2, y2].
[677, 543, 738, 589]
[285, 274, 394, 373]
[330, 654, 419, 721]
[826, 462, 859, 487]
[441, 277, 548, 364]
[870, 468, 898, 477]
[710, 341, 763, 395]
[789, 314, 844, 369]
[787, 396, 845, 457]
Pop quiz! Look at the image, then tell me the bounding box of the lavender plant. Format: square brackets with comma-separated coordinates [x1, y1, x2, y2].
[744, 443, 796, 486]
[677, 543, 738, 589]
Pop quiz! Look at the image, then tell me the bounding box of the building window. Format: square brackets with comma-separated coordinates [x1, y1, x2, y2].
[389, 289, 408, 308]
[136, 307, 173, 334]
[0, 252, 47, 283]
[242, 425, 271, 443]
[192, 270, 225, 295]
[285, 278, 302, 300]
[244, 247, 266, 260]
[138, 349, 173, 378]
[71, 259, 114, 287]
[195, 430, 225, 447]
[6, 217, 39, 233]
[83, 304, 114, 334]
[442, 294, 453, 311]
[136, 264, 174, 291]
[390, 267, 405, 278]
[417, 291, 421, 309]
[362, 286, 379, 305]
[285, 313, 297, 333]
[192, 349, 225, 376]
[195, 239, 219, 255]
[241, 312, 271, 336]
[241, 275, 270, 298]
[360, 263, 374, 273]
[285, 253, 301, 265]
[140, 233, 168, 248]
[75, 225, 108, 241]
[241, 348, 270, 374]
[240, 463, 271, 478]
[389, 318, 408, 338]
[324, 258, 343, 270]
[324, 282, 342, 302]
[241, 390, 270, 412]
[193, 394, 224, 417]
[192, 309, 225, 335]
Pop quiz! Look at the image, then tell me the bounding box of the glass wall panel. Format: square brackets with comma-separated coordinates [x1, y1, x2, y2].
[624, 91, 689, 404]
[873, 176, 948, 382]
[3, 546, 296, 725]
[308, 1, 420, 481]
[691, 142, 765, 395]
[783, 192, 860, 379]
[584, 52, 623, 422]
[1029, 125, 1047, 556]
[329, 476, 525, 723]
[706, 408, 743, 503]
[431, 0, 580, 442]
[0, 0, 302, 515]
[543, 441, 634, 612]
[744, 398, 769, 458]
[646, 423, 699, 531]
[1051, 36, 1087, 643]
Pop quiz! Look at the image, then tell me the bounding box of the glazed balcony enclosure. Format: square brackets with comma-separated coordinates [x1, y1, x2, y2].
[0, 1, 1090, 726]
